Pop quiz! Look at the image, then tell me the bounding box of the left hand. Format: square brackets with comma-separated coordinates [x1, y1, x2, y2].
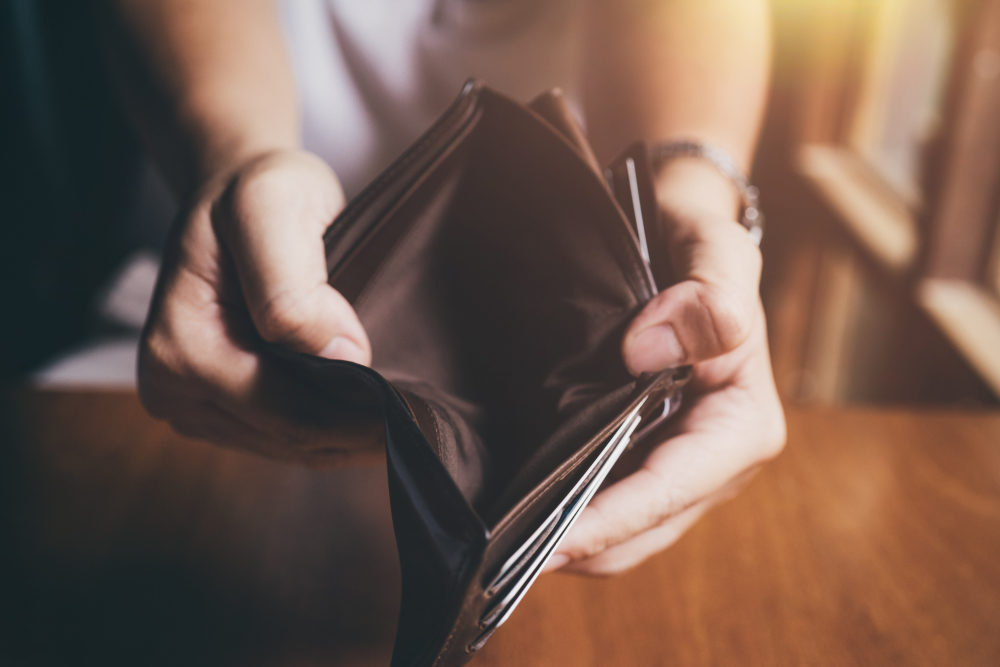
[546, 183, 786, 576]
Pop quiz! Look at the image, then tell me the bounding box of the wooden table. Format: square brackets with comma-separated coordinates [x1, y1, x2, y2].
[2, 391, 999, 666]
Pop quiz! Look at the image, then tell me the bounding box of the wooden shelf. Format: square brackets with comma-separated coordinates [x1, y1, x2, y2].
[795, 144, 919, 275]
[918, 279, 1000, 398]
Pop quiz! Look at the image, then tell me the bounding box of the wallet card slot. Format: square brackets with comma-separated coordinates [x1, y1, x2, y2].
[630, 366, 691, 444]
[484, 507, 561, 598]
[482, 400, 644, 597]
[478, 405, 646, 631]
[466, 624, 499, 655]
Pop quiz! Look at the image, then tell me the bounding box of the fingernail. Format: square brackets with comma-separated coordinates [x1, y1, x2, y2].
[628, 324, 684, 372]
[319, 336, 366, 363]
[543, 553, 570, 573]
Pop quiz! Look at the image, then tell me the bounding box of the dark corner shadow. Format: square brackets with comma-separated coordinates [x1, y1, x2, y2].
[0, 388, 399, 667]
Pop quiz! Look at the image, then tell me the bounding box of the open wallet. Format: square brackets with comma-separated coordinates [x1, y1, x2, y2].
[284, 80, 691, 666]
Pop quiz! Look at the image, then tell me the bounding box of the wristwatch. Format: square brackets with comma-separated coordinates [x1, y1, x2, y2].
[650, 139, 764, 246]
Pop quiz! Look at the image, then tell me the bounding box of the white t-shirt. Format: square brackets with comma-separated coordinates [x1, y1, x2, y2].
[278, 0, 584, 196]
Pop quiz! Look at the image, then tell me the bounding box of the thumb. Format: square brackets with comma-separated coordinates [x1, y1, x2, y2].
[215, 153, 372, 364]
[623, 211, 760, 374]
[250, 283, 372, 364]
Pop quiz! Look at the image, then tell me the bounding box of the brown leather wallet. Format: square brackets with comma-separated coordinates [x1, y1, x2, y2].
[286, 81, 689, 666]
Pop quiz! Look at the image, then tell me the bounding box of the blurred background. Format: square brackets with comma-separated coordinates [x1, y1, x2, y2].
[760, 0, 1000, 407]
[1, 0, 998, 407]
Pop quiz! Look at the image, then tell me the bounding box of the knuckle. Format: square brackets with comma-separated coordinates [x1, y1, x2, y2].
[235, 160, 296, 209]
[138, 384, 170, 420]
[745, 240, 764, 277]
[559, 519, 617, 565]
[229, 153, 343, 226]
[168, 418, 206, 440]
[137, 333, 179, 419]
[137, 325, 209, 419]
[760, 411, 788, 460]
[214, 160, 296, 238]
[560, 537, 607, 564]
[695, 284, 752, 353]
[765, 438, 786, 461]
[569, 546, 650, 578]
[639, 466, 690, 522]
[658, 486, 691, 522]
[252, 290, 313, 344]
[573, 560, 627, 578]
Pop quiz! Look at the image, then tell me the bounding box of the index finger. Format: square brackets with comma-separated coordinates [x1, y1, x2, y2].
[215, 153, 371, 361]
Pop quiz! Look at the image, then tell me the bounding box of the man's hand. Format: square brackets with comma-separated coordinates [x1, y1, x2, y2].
[138, 150, 379, 462]
[547, 180, 786, 575]
[563, 0, 776, 575]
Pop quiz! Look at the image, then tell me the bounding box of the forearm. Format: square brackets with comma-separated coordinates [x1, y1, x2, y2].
[100, 0, 298, 197]
[582, 0, 770, 219]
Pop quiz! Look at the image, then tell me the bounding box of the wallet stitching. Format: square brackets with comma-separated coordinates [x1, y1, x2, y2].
[395, 394, 479, 522]
[407, 392, 443, 452]
[407, 404, 481, 664]
[436, 628, 460, 665]
[426, 402, 446, 460]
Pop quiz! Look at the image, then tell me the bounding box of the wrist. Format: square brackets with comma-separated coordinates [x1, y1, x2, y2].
[653, 158, 742, 223]
[174, 93, 300, 196]
[191, 135, 300, 193]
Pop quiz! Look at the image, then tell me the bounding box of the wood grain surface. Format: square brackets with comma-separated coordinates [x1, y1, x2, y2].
[3, 390, 999, 666]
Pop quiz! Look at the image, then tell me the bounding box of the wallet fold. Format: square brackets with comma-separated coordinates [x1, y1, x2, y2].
[294, 80, 689, 666]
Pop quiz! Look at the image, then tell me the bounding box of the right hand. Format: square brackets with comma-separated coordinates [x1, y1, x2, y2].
[138, 149, 380, 463]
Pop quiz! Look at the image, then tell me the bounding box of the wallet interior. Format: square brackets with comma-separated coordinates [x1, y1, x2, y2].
[316, 82, 689, 666]
[325, 85, 659, 527]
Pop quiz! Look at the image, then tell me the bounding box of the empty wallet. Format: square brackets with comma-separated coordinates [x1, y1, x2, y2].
[285, 80, 690, 666]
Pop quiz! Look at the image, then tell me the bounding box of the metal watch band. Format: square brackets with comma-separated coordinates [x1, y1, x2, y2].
[650, 140, 764, 246]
